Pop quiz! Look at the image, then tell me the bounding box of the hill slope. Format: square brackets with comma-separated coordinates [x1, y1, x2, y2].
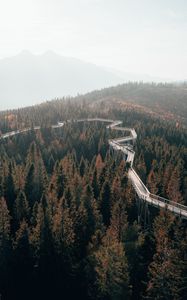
[0, 51, 124, 110]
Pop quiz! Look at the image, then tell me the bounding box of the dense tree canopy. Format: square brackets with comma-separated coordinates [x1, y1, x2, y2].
[0, 83, 186, 299]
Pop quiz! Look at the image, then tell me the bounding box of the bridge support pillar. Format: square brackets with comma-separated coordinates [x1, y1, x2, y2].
[136, 195, 150, 229]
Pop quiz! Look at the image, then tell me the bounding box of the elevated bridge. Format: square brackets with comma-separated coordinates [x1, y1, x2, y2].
[1, 118, 187, 219]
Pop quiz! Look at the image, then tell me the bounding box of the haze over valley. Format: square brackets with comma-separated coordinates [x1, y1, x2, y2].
[0, 51, 173, 111]
[0, 51, 122, 110]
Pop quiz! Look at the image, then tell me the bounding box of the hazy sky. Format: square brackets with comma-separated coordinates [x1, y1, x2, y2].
[0, 0, 186, 79]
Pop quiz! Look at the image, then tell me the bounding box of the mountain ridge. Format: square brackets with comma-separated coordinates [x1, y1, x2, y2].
[0, 51, 178, 111]
[0, 51, 124, 110]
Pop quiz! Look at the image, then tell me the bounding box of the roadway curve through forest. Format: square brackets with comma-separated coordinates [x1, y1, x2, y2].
[1, 118, 187, 219]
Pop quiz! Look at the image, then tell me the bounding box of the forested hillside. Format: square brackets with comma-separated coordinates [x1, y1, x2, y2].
[0, 83, 187, 299]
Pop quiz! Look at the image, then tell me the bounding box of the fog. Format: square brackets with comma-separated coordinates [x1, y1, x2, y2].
[0, 0, 186, 109]
[0, 51, 125, 110]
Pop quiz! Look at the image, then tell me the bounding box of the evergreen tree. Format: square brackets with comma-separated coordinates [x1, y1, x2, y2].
[49, 161, 66, 199]
[14, 190, 30, 227]
[0, 198, 11, 297]
[91, 168, 100, 200]
[4, 162, 16, 213]
[99, 180, 111, 226]
[146, 211, 183, 299]
[12, 220, 33, 299]
[93, 226, 131, 300]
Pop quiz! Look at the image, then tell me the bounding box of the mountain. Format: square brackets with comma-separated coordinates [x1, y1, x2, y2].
[0, 51, 125, 111]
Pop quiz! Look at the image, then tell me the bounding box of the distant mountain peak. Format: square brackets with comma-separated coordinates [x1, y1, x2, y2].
[18, 50, 58, 58]
[18, 49, 33, 56]
[43, 50, 57, 57]
[0, 51, 124, 110]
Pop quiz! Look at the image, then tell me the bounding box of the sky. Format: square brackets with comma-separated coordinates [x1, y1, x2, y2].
[0, 0, 187, 80]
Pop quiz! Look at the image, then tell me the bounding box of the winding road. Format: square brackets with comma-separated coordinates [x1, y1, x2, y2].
[1, 118, 187, 219]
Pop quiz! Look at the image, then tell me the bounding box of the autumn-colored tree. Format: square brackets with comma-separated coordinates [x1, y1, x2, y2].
[49, 161, 66, 199]
[99, 180, 111, 226]
[93, 226, 131, 299]
[146, 211, 183, 299]
[166, 163, 183, 203]
[0, 94, 186, 299]
[4, 162, 16, 213]
[14, 190, 30, 227]
[0, 198, 11, 296]
[25, 143, 48, 205]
